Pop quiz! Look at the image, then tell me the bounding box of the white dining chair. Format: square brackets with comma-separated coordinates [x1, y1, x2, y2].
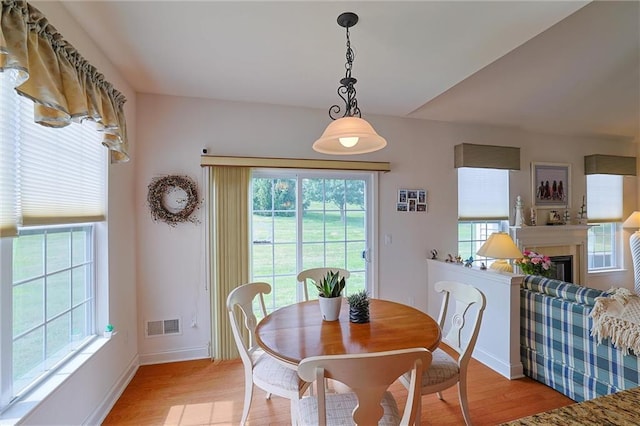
[400, 280, 486, 426]
[227, 282, 310, 425]
[297, 267, 350, 301]
[296, 348, 432, 425]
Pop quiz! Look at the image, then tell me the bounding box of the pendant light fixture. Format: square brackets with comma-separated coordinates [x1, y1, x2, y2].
[313, 12, 387, 155]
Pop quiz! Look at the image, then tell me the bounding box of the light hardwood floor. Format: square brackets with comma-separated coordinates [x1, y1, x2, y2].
[103, 353, 573, 425]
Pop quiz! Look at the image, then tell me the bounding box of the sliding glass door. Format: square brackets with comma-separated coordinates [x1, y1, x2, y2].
[251, 170, 373, 313]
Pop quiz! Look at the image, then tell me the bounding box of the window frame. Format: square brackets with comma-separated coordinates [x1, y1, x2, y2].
[587, 222, 621, 272]
[457, 220, 509, 265]
[250, 169, 377, 313]
[586, 174, 623, 272]
[2, 223, 97, 400]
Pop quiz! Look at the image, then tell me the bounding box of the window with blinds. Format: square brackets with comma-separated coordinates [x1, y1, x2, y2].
[457, 167, 509, 263]
[586, 174, 622, 271]
[1, 70, 104, 410]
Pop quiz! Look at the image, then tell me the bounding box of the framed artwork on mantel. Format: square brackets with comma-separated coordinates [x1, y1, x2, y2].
[531, 162, 571, 208]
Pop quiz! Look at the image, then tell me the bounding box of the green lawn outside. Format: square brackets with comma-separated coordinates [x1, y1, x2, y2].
[12, 227, 92, 391]
[252, 202, 367, 314]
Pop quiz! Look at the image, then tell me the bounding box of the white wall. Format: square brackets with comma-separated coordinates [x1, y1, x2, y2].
[21, 2, 139, 424]
[136, 93, 637, 361]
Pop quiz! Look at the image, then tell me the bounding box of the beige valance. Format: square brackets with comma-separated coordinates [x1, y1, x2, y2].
[0, 0, 129, 162]
[584, 154, 636, 176]
[201, 155, 391, 172]
[454, 143, 520, 170]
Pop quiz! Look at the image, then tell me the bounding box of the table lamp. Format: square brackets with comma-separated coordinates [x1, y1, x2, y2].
[622, 211, 640, 294]
[476, 232, 523, 273]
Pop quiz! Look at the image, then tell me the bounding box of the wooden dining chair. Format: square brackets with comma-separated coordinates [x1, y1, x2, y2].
[227, 282, 310, 425]
[297, 267, 350, 301]
[295, 348, 432, 425]
[400, 280, 486, 426]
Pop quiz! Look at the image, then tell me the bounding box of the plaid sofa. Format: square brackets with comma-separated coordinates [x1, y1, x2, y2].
[520, 275, 640, 402]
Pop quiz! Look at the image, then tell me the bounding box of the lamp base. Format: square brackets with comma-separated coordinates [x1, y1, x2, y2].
[630, 232, 640, 294]
[490, 259, 513, 273]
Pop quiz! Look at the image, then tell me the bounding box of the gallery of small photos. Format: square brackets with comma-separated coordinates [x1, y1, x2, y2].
[397, 189, 427, 212]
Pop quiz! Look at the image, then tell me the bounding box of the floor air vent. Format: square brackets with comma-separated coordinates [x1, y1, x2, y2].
[146, 318, 181, 337]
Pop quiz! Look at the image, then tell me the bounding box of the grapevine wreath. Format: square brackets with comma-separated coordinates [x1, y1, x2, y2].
[147, 175, 200, 226]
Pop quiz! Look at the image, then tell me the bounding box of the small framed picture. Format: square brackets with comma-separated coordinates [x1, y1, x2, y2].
[397, 188, 427, 213]
[531, 162, 571, 208]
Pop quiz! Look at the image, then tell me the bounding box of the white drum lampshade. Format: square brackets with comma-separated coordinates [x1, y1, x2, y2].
[476, 232, 523, 272]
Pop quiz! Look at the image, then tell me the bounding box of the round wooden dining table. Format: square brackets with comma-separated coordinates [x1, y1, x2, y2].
[255, 298, 441, 366]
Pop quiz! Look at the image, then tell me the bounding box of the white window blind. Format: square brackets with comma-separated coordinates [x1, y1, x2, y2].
[458, 168, 509, 220]
[0, 71, 106, 237]
[0, 71, 18, 236]
[587, 174, 623, 222]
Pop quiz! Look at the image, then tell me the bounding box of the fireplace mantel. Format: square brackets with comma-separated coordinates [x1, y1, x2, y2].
[509, 225, 590, 284]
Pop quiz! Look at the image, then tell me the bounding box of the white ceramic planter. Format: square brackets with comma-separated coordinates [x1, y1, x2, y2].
[318, 296, 342, 321]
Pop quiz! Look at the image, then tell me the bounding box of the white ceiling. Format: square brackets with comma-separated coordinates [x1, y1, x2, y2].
[58, 1, 639, 142]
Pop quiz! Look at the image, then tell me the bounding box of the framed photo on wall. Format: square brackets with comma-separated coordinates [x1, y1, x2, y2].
[397, 188, 427, 212]
[531, 162, 571, 208]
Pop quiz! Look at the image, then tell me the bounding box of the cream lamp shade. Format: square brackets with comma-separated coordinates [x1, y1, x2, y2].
[623, 211, 640, 229]
[623, 211, 640, 294]
[313, 117, 387, 155]
[476, 232, 523, 272]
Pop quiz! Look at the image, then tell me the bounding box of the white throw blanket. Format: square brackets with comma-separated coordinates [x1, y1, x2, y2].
[590, 288, 640, 355]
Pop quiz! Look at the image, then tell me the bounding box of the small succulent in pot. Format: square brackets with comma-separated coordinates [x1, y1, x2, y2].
[347, 290, 370, 323]
[313, 270, 346, 298]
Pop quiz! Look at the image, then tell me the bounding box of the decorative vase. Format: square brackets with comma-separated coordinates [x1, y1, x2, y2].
[349, 305, 370, 323]
[318, 296, 342, 321]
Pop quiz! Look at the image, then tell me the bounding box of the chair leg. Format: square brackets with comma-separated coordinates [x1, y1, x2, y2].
[458, 378, 472, 426]
[290, 396, 299, 426]
[240, 378, 254, 426]
[436, 391, 444, 400]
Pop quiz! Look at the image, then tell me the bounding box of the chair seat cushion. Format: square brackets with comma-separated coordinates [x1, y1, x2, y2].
[298, 391, 401, 425]
[421, 348, 460, 386]
[253, 353, 304, 392]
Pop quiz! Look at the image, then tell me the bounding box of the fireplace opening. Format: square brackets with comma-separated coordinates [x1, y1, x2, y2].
[550, 255, 573, 283]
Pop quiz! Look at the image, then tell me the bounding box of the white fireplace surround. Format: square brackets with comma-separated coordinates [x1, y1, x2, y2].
[509, 225, 590, 284]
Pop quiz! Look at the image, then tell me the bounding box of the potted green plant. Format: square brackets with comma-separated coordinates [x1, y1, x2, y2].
[313, 270, 346, 321]
[347, 290, 370, 323]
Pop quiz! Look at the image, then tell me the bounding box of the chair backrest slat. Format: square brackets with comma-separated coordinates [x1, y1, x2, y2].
[434, 280, 486, 362]
[227, 282, 271, 359]
[298, 348, 432, 425]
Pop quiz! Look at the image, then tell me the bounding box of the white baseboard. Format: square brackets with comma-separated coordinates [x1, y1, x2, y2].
[473, 347, 524, 380]
[138, 345, 210, 366]
[86, 354, 139, 425]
